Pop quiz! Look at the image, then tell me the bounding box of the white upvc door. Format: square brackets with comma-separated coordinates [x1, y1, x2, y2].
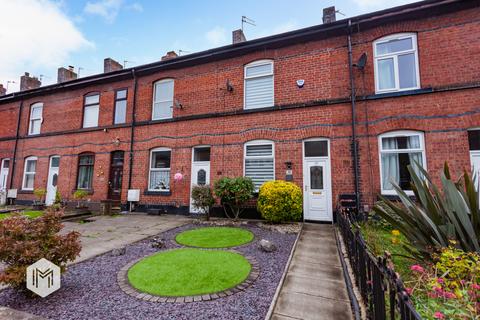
[0, 159, 9, 205]
[302, 139, 332, 222]
[190, 162, 211, 213]
[45, 156, 60, 205]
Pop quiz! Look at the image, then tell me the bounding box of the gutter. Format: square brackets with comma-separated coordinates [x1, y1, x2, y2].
[9, 101, 23, 189]
[347, 20, 361, 213]
[127, 68, 138, 191]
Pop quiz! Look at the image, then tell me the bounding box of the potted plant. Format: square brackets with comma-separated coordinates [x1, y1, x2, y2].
[191, 185, 215, 221]
[32, 188, 47, 210]
[73, 190, 90, 214]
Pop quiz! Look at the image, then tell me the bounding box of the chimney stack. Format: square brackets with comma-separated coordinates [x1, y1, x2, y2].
[0, 84, 6, 96]
[232, 29, 246, 44]
[104, 58, 123, 73]
[323, 6, 336, 24]
[161, 51, 178, 61]
[20, 72, 41, 91]
[57, 66, 77, 83]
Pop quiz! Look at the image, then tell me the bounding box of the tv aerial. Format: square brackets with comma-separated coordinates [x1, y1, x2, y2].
[241, 16, 255, 31]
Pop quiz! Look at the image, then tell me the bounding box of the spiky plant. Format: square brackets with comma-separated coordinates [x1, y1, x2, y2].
[373, 162, 480, 259]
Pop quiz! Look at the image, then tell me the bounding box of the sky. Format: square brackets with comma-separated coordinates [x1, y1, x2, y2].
[0, 0, 419, 93]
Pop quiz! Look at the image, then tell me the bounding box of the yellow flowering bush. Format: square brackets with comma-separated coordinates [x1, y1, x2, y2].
[257, 180, 302, 223]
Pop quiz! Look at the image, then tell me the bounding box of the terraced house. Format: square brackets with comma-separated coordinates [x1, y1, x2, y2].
[0, 0, 478, 221]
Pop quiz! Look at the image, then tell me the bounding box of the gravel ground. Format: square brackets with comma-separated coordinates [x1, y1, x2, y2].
[0, 222, 297, 320]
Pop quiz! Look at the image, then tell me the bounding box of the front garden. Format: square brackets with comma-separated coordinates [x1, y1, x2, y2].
[340, 163, 480, 320]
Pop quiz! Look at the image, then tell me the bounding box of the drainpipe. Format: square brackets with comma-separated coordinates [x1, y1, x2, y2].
[347, 19, 361, 214]
[127, 68, 137, 191]
[9, 100, 23, 190]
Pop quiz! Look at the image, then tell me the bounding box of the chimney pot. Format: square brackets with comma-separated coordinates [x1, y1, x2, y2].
[323, 6, 336, 24]
[232, 29, 246, 44]
[161, 51, 178, 61]
[20, 72, 41, 91]
[0, 84, 6, 96]
[57, 67, 78, 83]
[104, 58, 123, 73]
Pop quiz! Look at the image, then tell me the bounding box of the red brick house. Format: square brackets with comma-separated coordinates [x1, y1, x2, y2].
[0, 0, 479, 221]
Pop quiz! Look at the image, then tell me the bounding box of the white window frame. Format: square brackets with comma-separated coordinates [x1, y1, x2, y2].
[152, 79, 174, 120]
[378, 130, 426, 195]
[83, 93, 100, 128]
[148, 147, 171, 192]
[243, 139, 275, 191]
[373, 33, 420, 94]
[244, 60, 274, 110]
[22, 156, 37, 191]
[29, 103, 43, 135]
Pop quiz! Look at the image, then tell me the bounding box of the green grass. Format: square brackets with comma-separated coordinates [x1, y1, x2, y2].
[175, 227, 254, 248]
[0, 210, 44, 220]
[358, 222, 417, 281]
[128, 248, 252, 296]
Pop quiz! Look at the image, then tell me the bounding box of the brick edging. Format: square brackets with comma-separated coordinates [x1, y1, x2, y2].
[117, 249, 260, 303]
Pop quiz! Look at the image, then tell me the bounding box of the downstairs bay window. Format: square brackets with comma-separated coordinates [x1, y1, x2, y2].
[379, 131, 426, 195]
[149, 148, 171, 191]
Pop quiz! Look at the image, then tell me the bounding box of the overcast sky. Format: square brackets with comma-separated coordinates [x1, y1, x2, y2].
[0, 0, 419, 93]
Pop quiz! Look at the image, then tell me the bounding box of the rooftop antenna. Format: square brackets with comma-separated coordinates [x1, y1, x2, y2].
[336, 9, 346, 17]
[241, 15, 255, 31]
[78, 67, 83, 77]
[178, 50, 191, 55]
[123, 60, 134, 68]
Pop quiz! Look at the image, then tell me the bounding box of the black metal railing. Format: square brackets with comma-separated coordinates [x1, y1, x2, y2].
[337, 208, 423, 320]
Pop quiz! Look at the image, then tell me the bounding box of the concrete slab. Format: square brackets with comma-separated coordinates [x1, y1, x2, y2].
[269, 223, 352, 320]
[0, 307, 46, 320]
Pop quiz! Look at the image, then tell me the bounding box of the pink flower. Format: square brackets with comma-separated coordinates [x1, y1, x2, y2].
[434, 311, 445, 319]
[173, 172, 183, 182]
[471, 284, 480, 290]
[433, 286, 444, 293]
[405, 287, 413, 295]
[410, 265, 424, 273]
[444, 292, 456, 299]
[436, 278, 444, 284]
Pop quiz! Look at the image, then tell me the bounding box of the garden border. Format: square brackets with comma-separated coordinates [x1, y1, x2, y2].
[117, 248, 260, 303]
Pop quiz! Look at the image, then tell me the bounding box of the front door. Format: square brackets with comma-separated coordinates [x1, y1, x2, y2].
[190, 146, 211, 213]
[471, 151, 480, 190]
[303, 139, 332, 222]
[108, 151, 124, 200]
[46, 156, 60, 205]
[0, 159, 9, 205]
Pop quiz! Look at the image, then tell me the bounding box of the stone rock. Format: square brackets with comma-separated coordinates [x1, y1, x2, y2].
[111, 247, 126, 256]
[259, 239, 276, 252]
[151, 237, 166, 249]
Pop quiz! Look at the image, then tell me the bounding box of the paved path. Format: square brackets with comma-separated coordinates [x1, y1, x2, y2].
[270, 223, 353, 320]
[61, 213, 190, 263]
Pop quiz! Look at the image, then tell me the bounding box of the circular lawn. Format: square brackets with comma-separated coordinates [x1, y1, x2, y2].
[175, 227, 254, 248]
[128, 248, 251, 297]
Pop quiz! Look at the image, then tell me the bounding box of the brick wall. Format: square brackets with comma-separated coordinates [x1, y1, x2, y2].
[0, 4, 478, 214]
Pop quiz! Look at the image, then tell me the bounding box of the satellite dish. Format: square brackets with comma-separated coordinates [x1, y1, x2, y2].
[355, 53, 367, 70]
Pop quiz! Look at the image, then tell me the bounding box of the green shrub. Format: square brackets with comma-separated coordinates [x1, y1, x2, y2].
[373, 162, 480, 259]
[257, 180, 302, 223]
[0, 208, 81, 289]
[191, 185, 215, 220]
[33, 188, 47, 203]
[73, 190, 89, 208]
[213, 177, 254, 220]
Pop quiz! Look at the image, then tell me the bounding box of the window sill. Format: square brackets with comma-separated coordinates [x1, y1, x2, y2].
[18, 190, 34, 194]
[379, 194, 416, 201]
[367, 88, 432, 100]
[72, 189, 94, 195]
[144, 190, 171, 196]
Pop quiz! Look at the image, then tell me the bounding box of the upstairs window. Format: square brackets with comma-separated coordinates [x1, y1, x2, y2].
[244, 60, 274, 110]
[29, 103, 43, 135]
[152, 79, 174, 120]
[22, 156, 37, 190]
[374, 33, 420, 93]
[77, 153, 94, 190]
[114, 89, 127, 124]
[379, 131, 425, 195]
[83, 93, 100, 128]
[244, 140, 275, 191]
[149, 148, 171, 191]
